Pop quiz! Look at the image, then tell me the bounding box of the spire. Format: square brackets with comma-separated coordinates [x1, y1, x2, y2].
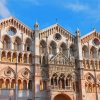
[34, 19, 39, 30]
[93, 27, 96, 32]
[76, 28, 80, 37]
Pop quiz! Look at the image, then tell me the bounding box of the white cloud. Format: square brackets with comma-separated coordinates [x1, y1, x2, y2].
[65, 2, 89, 12]
[0, 0, 11, 18]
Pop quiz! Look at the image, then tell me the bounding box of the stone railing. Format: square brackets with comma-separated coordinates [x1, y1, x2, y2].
[50, 86, 73, 92]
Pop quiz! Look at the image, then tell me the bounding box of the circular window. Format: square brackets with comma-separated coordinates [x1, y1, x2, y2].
[22, 69, 29, 78]
[54, 33, 62, 41]
[93, 38, 100, 46]
[7, 27, 17, 36]
[4, 69, 11, 76]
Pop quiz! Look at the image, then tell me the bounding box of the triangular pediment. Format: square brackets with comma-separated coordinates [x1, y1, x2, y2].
[39, 23, 75, 39]
[49, 52, 70, 65]
[0, 16, 32, 34]
[81, 30, 100, 44]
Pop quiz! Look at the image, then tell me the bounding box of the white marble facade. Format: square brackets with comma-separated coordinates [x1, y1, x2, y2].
[0, 17, 99, 100]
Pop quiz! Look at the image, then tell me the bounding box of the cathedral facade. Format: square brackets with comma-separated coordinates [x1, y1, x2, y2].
[0, 17, 100, 100]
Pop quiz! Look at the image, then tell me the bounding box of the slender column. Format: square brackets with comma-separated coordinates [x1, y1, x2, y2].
[21, 42, 24, 51]
[5, 52, 7, 61]
[64, 79, 66, 89]
[3, 79, 6, 89]
[9, 80, 11, 89]
[27, 54, 29, 64]
[11, 52, 13, 62]
[27, 80, 29, 90]
[21, 54, 23, 63]
[15, 53, 18, 100]
[0, 51, 1, 61]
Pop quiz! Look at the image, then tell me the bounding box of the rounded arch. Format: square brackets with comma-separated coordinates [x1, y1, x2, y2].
[1, 51, 6, 62]
[5, 78, 10, 89]
[54, 93, 71, 100]
[11, 79, 16, 89]
[85, 82, 93, 92]
[18, 53, 23, 63]
[23, 53, 27, 63]
[82, 45, 89, 58]
[2, 34, 11, 49]
[29, 53, 32, 64]
[7, 52, 11, 62]
[0, 78, 4, 89]
[49, 40, 57, 55]
[12, 52, 17, 63]
[18, 79, 22, 90]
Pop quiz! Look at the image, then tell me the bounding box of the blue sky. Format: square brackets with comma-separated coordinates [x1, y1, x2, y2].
[0, 0, 100, 36]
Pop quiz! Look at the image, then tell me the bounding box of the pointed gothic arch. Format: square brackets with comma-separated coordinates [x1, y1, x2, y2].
[59, 42, 67, 56]
[70, 44, 76, 57]
[49, 41, 57, 55]
[82, 45, 89, 58]
[90, 46, 97, 59]
[24, 37, 32, 51]
[14, 36, 21, 51]
[39, 39, 46, 54]
[2, 34, 11, 50]
[1, 51, 6, 62]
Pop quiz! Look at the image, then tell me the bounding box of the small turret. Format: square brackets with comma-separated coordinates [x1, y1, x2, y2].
[34, 20, 39, 30]
[75, 28, 82, 60]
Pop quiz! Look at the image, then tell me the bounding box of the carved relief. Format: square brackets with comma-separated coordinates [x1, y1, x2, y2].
[22, 68, 30, 78]
[4, 68, 11, 76]
[50, 52, 67, 64]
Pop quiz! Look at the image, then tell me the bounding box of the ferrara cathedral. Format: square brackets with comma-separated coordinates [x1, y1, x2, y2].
[0, 17, 100, 100]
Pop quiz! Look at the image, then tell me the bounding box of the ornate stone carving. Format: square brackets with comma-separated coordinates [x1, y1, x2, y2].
[4, 68, 11, 76]
[22, 68, 29, 78]
[49, 52, 71, 65]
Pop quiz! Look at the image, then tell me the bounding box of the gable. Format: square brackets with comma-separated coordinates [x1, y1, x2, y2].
[81, 30, 100, 44]
[39, 24, 75, 42]
[49, 52, 75, 66]
[0, 16, 32, 35]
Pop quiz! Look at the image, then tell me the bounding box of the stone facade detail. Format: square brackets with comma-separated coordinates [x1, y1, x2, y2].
[0, 17, 99, 100]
